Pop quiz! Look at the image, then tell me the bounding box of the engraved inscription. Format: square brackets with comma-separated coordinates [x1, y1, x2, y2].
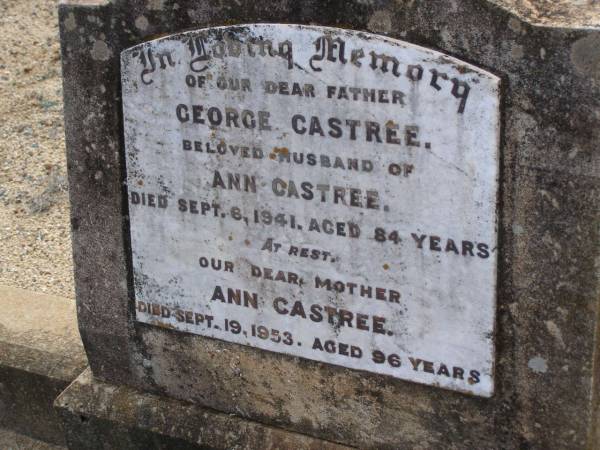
[121, 24, 501, 397]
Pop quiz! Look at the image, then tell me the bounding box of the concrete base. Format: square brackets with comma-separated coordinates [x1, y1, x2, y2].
[55, 369, 350, 450]
[0, 427, 65, 450]
[0, 286, 87, 445]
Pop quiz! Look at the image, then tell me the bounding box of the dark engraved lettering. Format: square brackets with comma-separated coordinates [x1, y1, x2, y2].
[186, 35, 210, 72]
[429, 68, 448, 91]
[369, 51, 401, 77]
[310, 35, 347, 71]
[406, 64, 423, 81]
[451, 77, 471, 113]
[133, 48, 175, 85]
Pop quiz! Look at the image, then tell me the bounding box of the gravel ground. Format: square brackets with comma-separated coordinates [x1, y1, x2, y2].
[0, 0, 74, 298]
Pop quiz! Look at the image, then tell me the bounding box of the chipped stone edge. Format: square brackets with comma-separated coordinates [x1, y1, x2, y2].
[59, 0, 111, 6]
[489, 0, 600, 30]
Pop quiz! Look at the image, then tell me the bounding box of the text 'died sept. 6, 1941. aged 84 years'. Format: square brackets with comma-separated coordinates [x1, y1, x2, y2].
[121, 24, 500, 397]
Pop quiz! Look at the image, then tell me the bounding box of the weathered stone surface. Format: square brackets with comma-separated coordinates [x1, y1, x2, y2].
[59, 1, 600, 448]
[55, 369, 350, 450]
[0, 285, 87, 445]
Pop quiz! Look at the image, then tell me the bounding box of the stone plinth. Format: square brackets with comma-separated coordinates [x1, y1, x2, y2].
[0, 286, 87, 445]
[55, 369, 350, 450]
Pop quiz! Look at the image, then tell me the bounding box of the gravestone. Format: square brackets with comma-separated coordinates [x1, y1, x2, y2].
[58, 0, 600, 448]
[123, 24, 500, 398]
